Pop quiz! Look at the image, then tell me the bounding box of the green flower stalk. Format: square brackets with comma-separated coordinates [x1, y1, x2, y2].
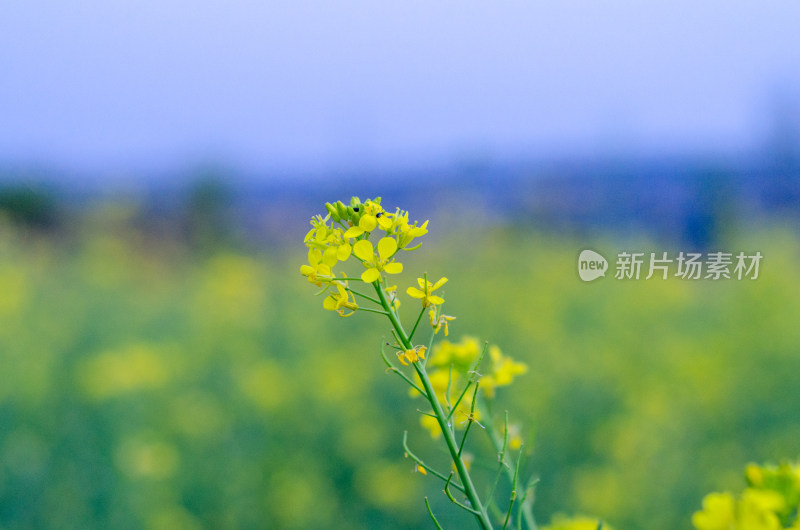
[300, 197, 537, 528]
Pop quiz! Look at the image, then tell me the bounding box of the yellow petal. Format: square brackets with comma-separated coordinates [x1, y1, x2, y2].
[323, 296, 337, 310]
[353, 239, 374, 261]
[429, 295, 445, 305]
[417, 277, 426, 289]
[308, 248, 322, 265]
[300, 265, 315, 276]
[378, 216, 393, 230]
[433, 277, 448, 290]
[407, 287, 425, 299]
[384, 262, 403, 274]
[396, 352, 409, 366]
[336, 244, 352, 261]
[409, 220, 429, 237]
[317, 264, 332, 276]
[322, 246, 338, 267]
[344, 226, 364, 238]
[359, 215, 377, 231]
[361, 268, 380, 283]
[377, 237, 398, 260]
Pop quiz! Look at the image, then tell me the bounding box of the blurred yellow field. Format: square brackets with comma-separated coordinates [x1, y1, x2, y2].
[1, 207, 798, 528]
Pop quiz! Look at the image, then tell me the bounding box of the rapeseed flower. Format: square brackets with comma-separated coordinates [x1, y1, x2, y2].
[693, 461, 800, 530]
[343, 214, 378, 238]
[353, 237, 403, 283]
[377, 207, 405, 232]
[692, 492, 745, 530]
[429, 309, 455, 336]
[407, 277, 447, 307]
[302, 196, 527, 528]
[322, 281, 358, 317]
[301, 198, 428, 288]
[367, 206, 429, 247]
[427, 337, 483, 373]
[397, 346, 426, 366]
[300, 248, 335, 286]
[304, 216, 352, 263]
[481, 345, 529, 398]
[390, 211, 429, 249]
[343, 199, 385, 238]
[425, 339, 527, 398]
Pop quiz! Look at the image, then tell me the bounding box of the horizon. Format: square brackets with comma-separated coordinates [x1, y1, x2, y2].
[3, 1, 800, 180]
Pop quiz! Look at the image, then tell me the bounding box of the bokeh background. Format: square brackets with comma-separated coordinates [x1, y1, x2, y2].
[2, 2, 800, 528]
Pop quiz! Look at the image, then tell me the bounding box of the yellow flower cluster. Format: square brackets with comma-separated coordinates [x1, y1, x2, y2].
[693, 462, 800, 530]
[411, 367, 479, 439]
[428, 337, 529, 398]
[411, 337, 528, 437]
[300, 197, 429, 312]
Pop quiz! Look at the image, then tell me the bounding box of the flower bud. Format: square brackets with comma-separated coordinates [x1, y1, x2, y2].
[336, 201, 348, 220]
[325, 202, 340, 222]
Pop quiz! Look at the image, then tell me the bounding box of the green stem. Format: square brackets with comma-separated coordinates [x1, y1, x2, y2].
[480, 400, 537, 529]
[347, 288, 381, 305]
[407, 306, 427, 342]
[357, 307, 391, 316]
[372, 281, 493, 530]
[425, 497, 444, 530]
[403, 431, 465, 493]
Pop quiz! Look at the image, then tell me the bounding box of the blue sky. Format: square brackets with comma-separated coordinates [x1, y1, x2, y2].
[2, 1, 800, 176]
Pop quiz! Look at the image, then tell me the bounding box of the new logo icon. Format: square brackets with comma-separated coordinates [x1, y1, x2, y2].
[578, 250, 608, 282]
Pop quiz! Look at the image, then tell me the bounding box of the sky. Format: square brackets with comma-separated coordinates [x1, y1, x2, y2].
[2, 1, 800, 178]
